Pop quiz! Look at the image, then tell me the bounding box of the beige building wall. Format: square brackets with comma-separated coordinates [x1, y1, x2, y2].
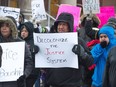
[102, 0, 115, 6]
[102, 0, 116, 12]
[17, 0, 32, 19]
[59, 0, 77, 6]
[8, 0, 116, 19]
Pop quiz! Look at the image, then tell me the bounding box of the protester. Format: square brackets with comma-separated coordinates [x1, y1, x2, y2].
[90, 25, 116, 87]
[83, 39, 100, 87]
[19, 21, 40, 87]
[78, 14, 100, 43]
[17, 12, 25, 31]
[84, 16, 116, 40]
[82, 14, 100, 40]
[106, 17, 116, 29]
[102, 46, 116, 87]
[0, 17, 33, 87]
[37, 12, 94, 87]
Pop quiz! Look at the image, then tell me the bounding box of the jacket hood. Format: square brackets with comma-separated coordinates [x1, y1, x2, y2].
[0, 17, 18, 39]
[98, 26, 115, 40]
[54, 12, 74, 32]
[19, 22, 34, 40]
[80, 14, 100, 27]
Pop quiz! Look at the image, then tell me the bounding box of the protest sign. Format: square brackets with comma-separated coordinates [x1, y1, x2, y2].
[0, 42, 25, 82]
[97, 6, 115, 28]
[34, 32, 79, 69]
[31, 0, 47, 21]
[82, 0, 100, 14]
[0, 6, 20, 21]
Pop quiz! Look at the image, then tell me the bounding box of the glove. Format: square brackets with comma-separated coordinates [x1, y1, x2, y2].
[0, 46, 3, 67]
[17, 75, 26, 87]
[72, 44, 94, 67]
[72, 44, 85, 57]
[34, 45, 39, 54]
[100, 41, 107, 48]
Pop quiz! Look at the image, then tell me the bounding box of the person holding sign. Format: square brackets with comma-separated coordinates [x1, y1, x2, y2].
[0, 17, 33, 87]
[44, 12, 94, 87]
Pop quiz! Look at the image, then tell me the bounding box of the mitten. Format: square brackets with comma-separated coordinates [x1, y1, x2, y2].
[17, 75, 26, 87]
[72, 44, 94, 68]
[100, 41, 107, 48]
[34, 45, 39, 54]
[72, 44, 85, 57]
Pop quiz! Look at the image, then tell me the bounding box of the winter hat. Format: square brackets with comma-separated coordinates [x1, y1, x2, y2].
[54, 12, 74, 32]
[107, 17, 116, 26]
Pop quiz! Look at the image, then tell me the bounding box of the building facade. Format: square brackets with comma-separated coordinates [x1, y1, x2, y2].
[0, 0, 115, 19]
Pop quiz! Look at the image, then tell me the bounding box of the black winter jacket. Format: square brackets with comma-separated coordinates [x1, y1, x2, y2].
[19, 22, 40, 76]
[45, 37, 94, 87]
[102, 46, 116, 87]
[45, 12, 94, 87]
[85, 20, 99, 40]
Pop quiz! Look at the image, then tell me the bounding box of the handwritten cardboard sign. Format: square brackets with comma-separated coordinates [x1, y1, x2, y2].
[31, 0, 47, 21]
[0, 42, 25, 82]
[56, 4, 81, 32]
[0, 6, 20, 21]
[97, 6, 115, 28]
[34, 32, 79, 69]
[82, 0, 100, 14]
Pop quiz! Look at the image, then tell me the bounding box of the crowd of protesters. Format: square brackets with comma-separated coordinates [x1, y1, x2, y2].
[0, 7, 116, 87]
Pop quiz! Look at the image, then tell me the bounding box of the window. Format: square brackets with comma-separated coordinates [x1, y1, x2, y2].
[0, 0, 8, 6]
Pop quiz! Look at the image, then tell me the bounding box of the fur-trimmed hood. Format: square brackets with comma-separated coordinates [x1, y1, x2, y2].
[80, 14, 100, 27]
[0, 17, 18, 39]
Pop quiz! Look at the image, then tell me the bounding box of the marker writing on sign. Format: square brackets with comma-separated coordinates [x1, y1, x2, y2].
[0, 68, 23, 77]
[47, 57, 67, 64]
[3, 48, 18, 60]
[45, 48, 64, 55]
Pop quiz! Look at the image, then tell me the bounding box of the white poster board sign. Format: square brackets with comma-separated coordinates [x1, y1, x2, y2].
[82, 0, 100, 14]
[0, 6, 20, 21]
[34, 32, 79, 69]
[0, 42, 25, 82]
[31, 0, 47, 21]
